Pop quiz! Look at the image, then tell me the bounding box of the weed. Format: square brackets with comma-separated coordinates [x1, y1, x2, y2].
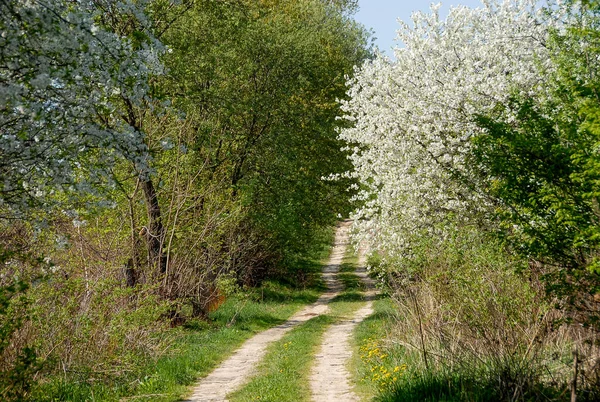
[359, 337, 407, 391]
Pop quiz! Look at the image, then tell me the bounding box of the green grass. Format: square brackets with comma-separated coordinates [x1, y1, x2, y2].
[29, 247, 333, 402]
[349, 296, 400, 402]
[347, 296, 573, 402]
[31, 282, 321, 402]
[28, 227, 384, 402]
[337, 270, 365, 293]
[28, 228, 339, 402]
[328, 243, 371, 319]
[227, 314, 334, 402]
[375, 364, 573, 402]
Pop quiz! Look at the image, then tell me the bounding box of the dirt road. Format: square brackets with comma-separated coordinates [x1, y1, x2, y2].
[309, 243, 376, 402]
[185, 221, 352, 402]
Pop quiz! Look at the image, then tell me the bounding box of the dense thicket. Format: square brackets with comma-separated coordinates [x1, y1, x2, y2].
[341, 0, 600, 399]
[0, 0, 370, 398]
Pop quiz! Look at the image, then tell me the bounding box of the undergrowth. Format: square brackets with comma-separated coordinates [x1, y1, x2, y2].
[1, 222, 336, 402]
[30, 279, 321, 402]
[355, 227, 600, 401]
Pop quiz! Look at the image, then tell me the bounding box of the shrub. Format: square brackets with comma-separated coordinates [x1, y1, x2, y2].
[372, 226, 585, 400]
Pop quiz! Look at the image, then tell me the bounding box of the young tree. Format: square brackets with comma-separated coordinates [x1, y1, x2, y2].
[468, 0, 600, 319]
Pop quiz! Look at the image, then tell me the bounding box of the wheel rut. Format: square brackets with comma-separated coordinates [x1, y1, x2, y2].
[184, 221, 352, 402]
[309, 242, 376, 402]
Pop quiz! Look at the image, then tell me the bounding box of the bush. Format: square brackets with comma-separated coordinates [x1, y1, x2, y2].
[0, 280, 40, 401]
[0, 245, 43, 401]
[373, 226, 585, 400]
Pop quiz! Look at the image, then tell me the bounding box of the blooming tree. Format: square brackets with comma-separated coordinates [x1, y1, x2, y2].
[0, 0, 163, 217]
[339, 0, 563, 262]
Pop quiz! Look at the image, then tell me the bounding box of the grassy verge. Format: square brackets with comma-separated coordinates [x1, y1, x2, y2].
[31, 281, 321, 402]
[374, 360, 572, 402]
[349, 296, 401, 402]
[30, 238, 334, 402]
[229, 238, 369, 402]
[349, 297, 571, 402]
[351, 230, 586, 402]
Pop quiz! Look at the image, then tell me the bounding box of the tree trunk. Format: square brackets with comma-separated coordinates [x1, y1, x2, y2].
[141, 176, 167, 275]
[124, 258, 137, 287]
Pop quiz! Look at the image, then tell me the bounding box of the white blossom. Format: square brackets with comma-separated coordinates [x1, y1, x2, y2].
[339, 0, 566, 265]
[0, 0, 165, 216]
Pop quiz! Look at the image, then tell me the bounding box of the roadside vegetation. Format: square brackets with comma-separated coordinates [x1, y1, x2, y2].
[0, 0, 370, 400]
[350, 297, 401, 401]
[341, 0, 600, 400]
[29, 245, 329, 401]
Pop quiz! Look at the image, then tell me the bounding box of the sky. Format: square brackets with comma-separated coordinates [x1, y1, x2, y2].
[355, 0, 484, 58]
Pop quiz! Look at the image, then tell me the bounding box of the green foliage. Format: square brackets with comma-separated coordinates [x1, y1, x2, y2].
[468, 2, 600, 326]
[0, 249, 42, 402]
[1, 0, 372, 398]
[30, 278, 171, 373]
[472, 98, 587, 268]
[0, 281, 28, 355]
[0, 281, 38, 401]
[159, 0, 371, 266]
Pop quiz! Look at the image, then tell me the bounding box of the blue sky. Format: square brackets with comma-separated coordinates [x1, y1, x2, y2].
[355, 0, 484, 58]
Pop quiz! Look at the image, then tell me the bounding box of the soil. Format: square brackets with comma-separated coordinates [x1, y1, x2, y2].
[185, 221, 353, 402]
[309, 242, 376, 402]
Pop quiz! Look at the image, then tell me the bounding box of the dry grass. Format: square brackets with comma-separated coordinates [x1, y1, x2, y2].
[371, 227, 600, 401]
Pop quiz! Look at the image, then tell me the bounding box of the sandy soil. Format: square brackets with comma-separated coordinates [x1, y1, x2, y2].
[309, 243, 376, 402]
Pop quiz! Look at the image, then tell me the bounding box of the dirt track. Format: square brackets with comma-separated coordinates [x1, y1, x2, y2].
[309, 242, 376, 402]
[185, 221, 352, 402]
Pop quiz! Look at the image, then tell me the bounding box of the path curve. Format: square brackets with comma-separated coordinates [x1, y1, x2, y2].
[185, 221, 352, 402]
[310, 242, 376, 402]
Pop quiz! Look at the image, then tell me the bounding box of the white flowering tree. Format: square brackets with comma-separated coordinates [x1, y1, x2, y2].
[0, 0, 164, 217]
[340, 0, 561, 263]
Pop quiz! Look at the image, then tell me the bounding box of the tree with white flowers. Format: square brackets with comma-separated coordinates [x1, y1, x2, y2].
[340, 0, 561, 262]
[342, 0, 600, 328]
[0, 0, 163, 217]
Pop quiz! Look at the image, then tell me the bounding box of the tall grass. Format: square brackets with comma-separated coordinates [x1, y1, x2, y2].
[29, 279, 322, 401]
[0, 215, 332, 401]
[370, 226, 600, 401]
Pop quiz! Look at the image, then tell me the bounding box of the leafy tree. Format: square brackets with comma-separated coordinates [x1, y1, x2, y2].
[158, 0, 370, 271]
[0, 0, 163, 218]
[468, 0, 600, 322]
[0, 1, 167, 396]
